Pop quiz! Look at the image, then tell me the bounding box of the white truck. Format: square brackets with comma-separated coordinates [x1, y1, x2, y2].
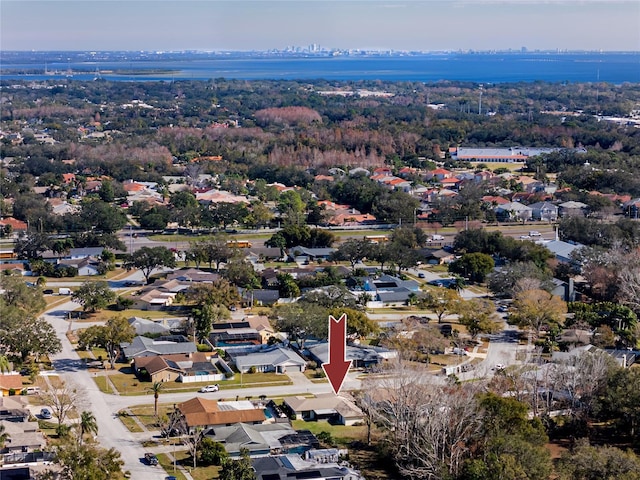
[428, 234, 445, 242]
[58, 287, 72, 295]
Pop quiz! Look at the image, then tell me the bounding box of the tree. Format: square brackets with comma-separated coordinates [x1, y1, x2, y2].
[78, 411, 98, 445]
[0, 315, 61, 361]
[14, 232, 52, 260]
[487, 261, 552, 298]
[77, 316, 135, 369]
[124, 246, 176, 283]
[265, 231, 287, 258]
[330, 239, 373, 271]
[274, 303, 328, 350]
[185, 279, 240, 308]
[449, 252, 495, 283]
[301, 285, 358, 309]
[556, 439, 640, 480]
[462, 393, 552, 480]
[277, 272, 300, 298]
[169, 191, 201, 227]
[365, 361, 483, 479]
[510, 289, 567, 338]
[191, 303, 216, 343]
[328, 307, 380, 339]
[72, 281, 116, 313]
[595, 367, 640, 438]
[457, 298, 502, 340]
[41, 436, 125, 480]
[418, 288, 461, 323]
[224, 257, 260, 289]
[77, 199, 127, 234]
[0, 423, 9, 450]
[0, 275, 46, 315]
[219, 448, 256, 480]
[42, 381, 78, 433]
[148, 381, 164, 418]
[198, 438, 229, 466]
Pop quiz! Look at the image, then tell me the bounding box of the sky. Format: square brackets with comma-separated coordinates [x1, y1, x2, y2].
[1, 0, 639, 52]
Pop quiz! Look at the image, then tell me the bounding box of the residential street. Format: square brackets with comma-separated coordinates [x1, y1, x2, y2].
[40, 290, 522, 477]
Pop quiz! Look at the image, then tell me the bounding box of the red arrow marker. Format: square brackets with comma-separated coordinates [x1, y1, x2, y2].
[322, 314, 352, 395]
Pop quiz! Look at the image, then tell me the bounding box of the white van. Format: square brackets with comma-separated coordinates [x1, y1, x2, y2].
[58, 288, 72, 295]
[26, 386, 41, 395]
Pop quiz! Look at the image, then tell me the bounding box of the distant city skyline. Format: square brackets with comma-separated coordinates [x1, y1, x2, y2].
[2, 1, 639, 52]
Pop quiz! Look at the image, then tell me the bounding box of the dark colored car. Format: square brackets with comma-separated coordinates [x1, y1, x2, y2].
[144, 453, 159, 466]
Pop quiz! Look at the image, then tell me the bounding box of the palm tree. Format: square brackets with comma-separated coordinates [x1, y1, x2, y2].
[148, 381, 164, 417]
[0, 423, 9, 449]
[79, 410, 98, 445]
[0, 355, 11, 374]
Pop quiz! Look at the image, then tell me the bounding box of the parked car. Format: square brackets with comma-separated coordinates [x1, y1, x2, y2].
[199, 384, 219, 393]
[144, 453, 159, 466]
[40, 408, 52, 419]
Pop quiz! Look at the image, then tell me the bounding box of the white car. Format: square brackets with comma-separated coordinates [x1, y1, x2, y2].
[199, 384, 219, 393]
[519, 235, 531, 240]
[495, 364, 505, 371]
[529, 231, 541, 237]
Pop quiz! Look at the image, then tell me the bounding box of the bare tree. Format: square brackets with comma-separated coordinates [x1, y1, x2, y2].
[42, 382, 78, 432]
[363, 360, 483, 479]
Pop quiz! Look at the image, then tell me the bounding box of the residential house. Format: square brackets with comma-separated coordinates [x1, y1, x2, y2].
[205, 422, 319, 458]
[175, 397, 266, 434]
[0, 374, 24, 397]
[544, 240, 585, 265]
[283, 393, 364, 426]
[426, 168, 453, 181]
[0, 218, 27, 234]
[559, 201, 588, 217]
[0, 421, 46, 454]
[0, 264, 26, 276]
[195, 189, 249, 205]
[240, 289, 281, 307]
[132, 288, 177, 310]
[133, 352, 222, 383]
[230, 346, 307, 374]
[166, 268, 221, 283]
[57, 257, 100, 276]
[359, 274, 421, 306]
[133, 355, 185, 382]
[127, 317, 172, 336]
[245, 315, 277, 343]
[66, 247, 104, 260]
[420, 248, 456, 265]
[252, 454, 364, 480]
[306, 342, 397, 370]
[528, 201, 559, 222]
[0, 397, 29, 422]
[209, 323, 262, 347]
[121, 335, 197, 360]
[288, 246, 336, 263]
[495, 201, 533, 222]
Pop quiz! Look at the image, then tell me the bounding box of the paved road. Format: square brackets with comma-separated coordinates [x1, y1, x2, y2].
[44, 301, 171, 480]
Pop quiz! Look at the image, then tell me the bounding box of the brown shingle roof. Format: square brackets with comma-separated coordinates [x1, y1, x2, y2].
[178, 397, 265, 427]
[0, 374, 24, 391]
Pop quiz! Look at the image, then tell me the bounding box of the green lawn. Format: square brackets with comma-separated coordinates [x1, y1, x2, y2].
[91, 370, 291, 397]
[291, 419, 367, 446]
[156, 453, 188, 480]
[115, 410, 144, 433]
